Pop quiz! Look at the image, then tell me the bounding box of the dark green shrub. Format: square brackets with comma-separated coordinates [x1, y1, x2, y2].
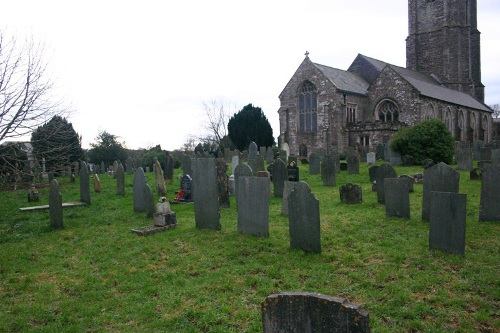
[390, 119, 454, 164]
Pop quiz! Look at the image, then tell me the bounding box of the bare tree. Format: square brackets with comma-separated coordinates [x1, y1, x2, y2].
[490, 103, 500, 118]
[196, 99, 237, 148]
[0, 31, 68, 144]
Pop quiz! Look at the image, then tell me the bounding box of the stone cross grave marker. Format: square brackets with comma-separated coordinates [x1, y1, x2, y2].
[289, 181, 321, 253]
[422, 162, 460, 221]
[429, 191, 467, 255]
[192, 158, 221, 230]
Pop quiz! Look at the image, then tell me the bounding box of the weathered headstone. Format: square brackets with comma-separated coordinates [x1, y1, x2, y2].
[231, 155, 239, 175]
[480, 147, 492, 161]
[49, 179, 63, 229]
[234, 163, 253, 204]
[216, 158, 230, 209]
[401, 155, 414, 166]
[384, 141, 393, 162]
[272, 158, 288, 197]
[262, 292, 370, 333]
[340, 162, 347, 171]
[281, 180, 297, 216]
[321, 155, 336, 186]
[100, 161, 105, 175]
[422, 162, 460, 221]
[429, 191, 467, 255]
[347, 154, 360, 174]
[479, 165, 500, 221]
[376, 163, 397, 204]
[368, 165, 379, 183]
[93, 174, 101, 193]
[281, 142, 290, 162]
[154, 160, 167, 196]
[491, 148, 500, 166]
[259, 146, 266, 157]
[456, 148, 473, 171]
[366, 152, 376, 165]
[144, 184, 155, 219]
[309, 153, 320, 175]
[470, 167, 482, 180]
[27, 184, 39, 202]
[116, 163, 125, 195]
[164, 154, 174, 180]
[133, 167, 147, 212]
[192, 158, 220, 230]
[289, 181, 320, 253]
[126, 157, 134, 174]
[248, 141, 258, 160]
[287, 161, 299, 181]
[265, 147, 274, 164]
[182, 154, 192, 177]
[473, 140, 485, 160]
[79, 161, 91, 205]
[385, 178, 410, 218]
[390, 152, 402, 166]
[237, 176, 269, 237]
[339, 183, 362, 204]
[112, 160, 118, 178]
[376, 143, 385, 160]
[398, 174, 414, 192]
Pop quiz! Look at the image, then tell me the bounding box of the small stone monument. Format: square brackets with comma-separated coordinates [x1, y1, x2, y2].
[27, 184, 39, 202]
[93, 174, 101, 193]
[339, 183, 362, 204]
[49, 179, 63, 229]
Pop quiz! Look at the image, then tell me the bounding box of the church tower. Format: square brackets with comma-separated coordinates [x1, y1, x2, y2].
[406, 0, 484, 102]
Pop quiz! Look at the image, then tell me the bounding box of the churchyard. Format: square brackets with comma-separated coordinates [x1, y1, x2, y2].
[0, 156, 498, 332]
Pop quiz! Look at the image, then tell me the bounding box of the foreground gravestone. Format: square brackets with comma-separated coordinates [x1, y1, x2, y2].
[216, 158, 230, 208]
[422, 162, 460, 221]
[192, 158, 220, 230]
[289, 181, 320, 253]
[321, 155, 336, 186]
[339, 183, 362, 204]
[49, 179, 63, 229]
[429, 191, 467, 255]
[385, 178, 410, 218]
[79, 161, 91, 205]
[164, 154, 174, 180]
[376, 163, 397, 204]
[479, 165, 500, 221]
[237, 176, 269, 237]
[262, 292, 370, 333]
[308, 153, 320, 175]
[273, 158, 288, 197]
[116, 163, 125, 195]
[281, 181, 297, 216]
[133, 167, 147, 212]
[144, 184, 155, 219]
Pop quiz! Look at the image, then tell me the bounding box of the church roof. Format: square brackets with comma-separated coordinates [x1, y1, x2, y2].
[350, 54, 491, 112]
[312, 63, 369, 96]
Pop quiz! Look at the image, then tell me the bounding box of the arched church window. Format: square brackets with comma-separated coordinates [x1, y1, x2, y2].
[376, 100, 399, 123]
[298, 81, 317, 132]
[444, 108, 453, 133]
[424, 103, 435, 121]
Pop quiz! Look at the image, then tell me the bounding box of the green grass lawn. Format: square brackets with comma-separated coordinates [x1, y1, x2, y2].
[0, 162, 498, 332]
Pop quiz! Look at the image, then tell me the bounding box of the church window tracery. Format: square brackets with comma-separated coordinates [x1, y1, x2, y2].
[376, 100, 399, 123]
[298, 81, 317, 132]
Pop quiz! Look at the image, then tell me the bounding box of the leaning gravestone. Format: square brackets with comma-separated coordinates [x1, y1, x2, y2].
[116, 163, 125, 195]
[237, 176, 269, 237]
[309, 153, 320, 175]
[289, 181, 321, 253]
[154, 160, 167, 196]
[216, 158, 230, 209]
[192, 158, 220, 230]
[49, 179, 63, 229]
[429, 191, 467, 255]
[79, 161, 91, 205]
[272, 158, 288, 197]
[385, 178, 410, 218]
[479, 165, 500, 222]
[376, 163, 397, 204]
[144, 184, 155, 219]
[262, 292, 370, 333]
[347, 154, 360, 174]
[281, 181, 297, 216]
[422, 162, 460, 221]
[321, 155, 337, 186]
[133, 167, 147, 212]
[164, 154, 174, 180]
[339, 183, 362, 204]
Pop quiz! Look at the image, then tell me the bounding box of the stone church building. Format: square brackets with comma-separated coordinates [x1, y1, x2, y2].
[278, 0, 493, 157]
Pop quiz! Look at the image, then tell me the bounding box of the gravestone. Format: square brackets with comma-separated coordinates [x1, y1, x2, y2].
[347, 154, 360, 174]
[262, 292, 370, 333]
[272, 158, 288, 197]
[216, 158, 230, 209]
[179, 175, 193, 202]
[422, 162, 460, 221]
[224, 147, 231, 162]
[79, 161, 91, 205]
[144, 184, 155, 219]
[298, 143, 308, 159]
[126, 157, 134, 174]
[470, 167, 482, 180]
[49, 179, 63, 229]
[401, 155, 414, 166]
[473, 140, 485, 160]
[74, 161, 79, 179]
[456, 148, 473, 171]
[154, 198, 177, 228]
[309, 153, 320, 175]
[287, 161, 299, 181]
[339, 183, 362, 204]
[164, 154, 174, 180]
[93, 174, 101, 193]
[367, 152, 376, 165]
[265, 147, 274, 164]
[340, 162, 347, 171]
[376, 143, 385, 160]
[255, 156, 266, 175]
[479, 165, 500, 221]
[100, 161, 105, 175]
[231, 155, 239, 175]
[116, 163, 125, 195]
[384, 141, 393, 162]
[192, 158, 221, 230]
[321, 155, 336, 186]
[154, 160, 167, 196]
[133, 167, 147, 212]
[281, 142, 290, 162]
[260, 146, 266, 157]
[281, 181, 297, 216]
[376, 163, 397, 204]
[289, 181, 321, 253]
[368, 165, 379, 183]
[257, 170, 271, 193]
[385, 178, 410, 218]
[182, 154, 192, 177]
[478, 160, 492, 169]
[112, 160, 118, 178]
[27, 184, 39, 202]
[480, 147, 492, 161]
[390, 152, 402, 166]
[248, 141, 258, 160]
[398, 174, 414, 192]
[48, 172, 55, 183]
[234, 163, 253, 204]
[491, 148, 500, 166]
[429, 191, 467, 255]
[237, 176, 269, 237]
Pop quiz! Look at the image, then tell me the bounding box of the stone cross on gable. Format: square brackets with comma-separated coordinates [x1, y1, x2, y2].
[304, 51, 309, 57]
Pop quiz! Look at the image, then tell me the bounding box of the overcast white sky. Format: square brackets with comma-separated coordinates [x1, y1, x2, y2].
[2, 0, 499, 151]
